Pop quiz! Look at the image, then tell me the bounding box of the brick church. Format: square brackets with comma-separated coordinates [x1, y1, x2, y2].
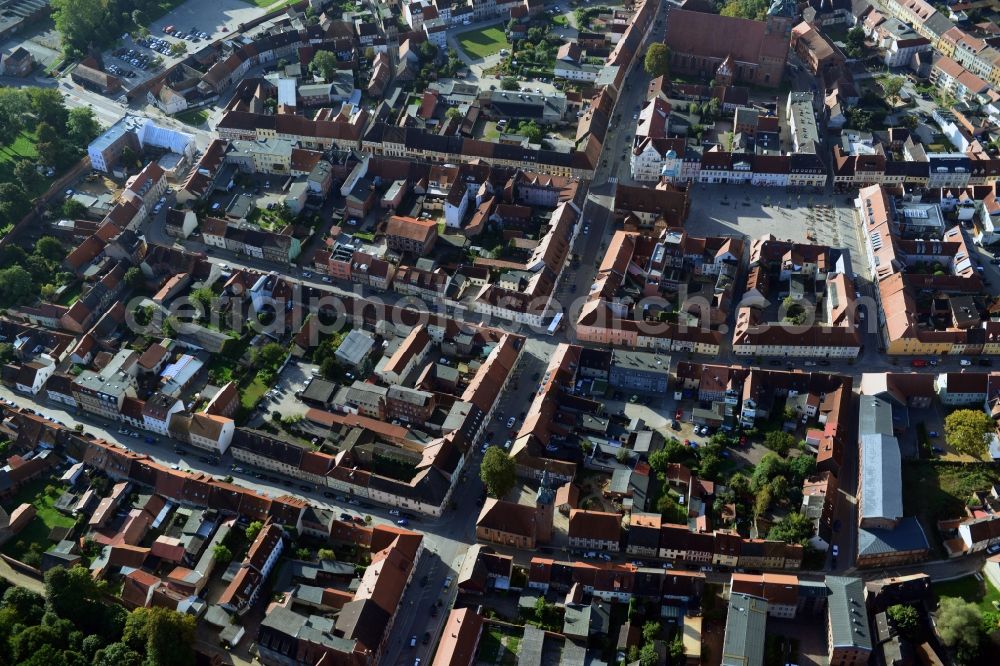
[664, 6, 793, 89]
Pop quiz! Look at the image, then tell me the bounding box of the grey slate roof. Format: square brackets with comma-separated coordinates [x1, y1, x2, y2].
[722, 593, 767, 666]
[860, 433, 902, 521]
[826, 576, 873, 653]
[857, 517, 930, 557]
[922, 12, 955, 38]
[859, 397, 902, 522]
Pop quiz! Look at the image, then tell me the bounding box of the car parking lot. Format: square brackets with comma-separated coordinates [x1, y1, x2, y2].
[254, 361, 316, 422]
[97, 0, 271, 89]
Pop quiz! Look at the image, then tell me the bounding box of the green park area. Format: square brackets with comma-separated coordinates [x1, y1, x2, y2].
[457, 25, 510, 58]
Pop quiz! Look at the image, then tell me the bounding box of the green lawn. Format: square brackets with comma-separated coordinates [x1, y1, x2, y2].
[903, 461, 1000, 555]
[58, 282, 83, 307]
[0, 131, 40, 165]
[456, 25, 510, 59]
[174, 109, 209, 127]
[479, 629, 503, 662]
[903, 461, 1000, 524]
[2, 479, 77, 563]
[934, 575, 1000, 615]
[241, 376, 269, 410]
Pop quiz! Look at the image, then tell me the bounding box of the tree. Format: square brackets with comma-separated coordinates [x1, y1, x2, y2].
[638, 643, 659, 666]
[669, 635, 685, 662]
[212, 543, 233, 565]
[648, 442, 684, 475]
[13, 159, 42, 193]
[35, 236, 64, 262]
[27, 88, 68, 129]
[123, 266, 142, 289]
[645, 44, 669, 77]
[318, 548, 336, 561]
[766, 511, 814, 544]
[252, 342, 287, 370]
[51, 0, 110, 56]
[0, 88, 30, 148]
[131, 9, 147, 28]
[935, 597, 983, 664]
[122, 606, 196, 666]
[788, 454, 816, 486]
[656, 491, 680, 518]
[93, 642, 142, 666]
[764, 431, 796, 456]
[311, 50, 338, 81]
[0, 343, 12, 365]
[728, 473, 751, 498]
[245, 520, 264, 541]
[11, 624, 64, 663]
[751, 453, 788, 492]
[515, 120, 543, 143]
[500, 77, 520, 91]
[945, 409, 994, 458]
[887, 604, 919, 639]
[169, 42, 187, 56]
[60, 198, 87, 219]
[480, 447, 516, 498]
[879, 75, 905, 104]
[719, 0, 769, 20]
[446, 107, 463, 120]
[846, 108, 874, 132]
[66, 107, 100, 147]
[697, 451, 723, 481]
[0, 266, 35, 307]
[189, 286, 215, 314]
[754, 485, 773, 517]
[641, 621, 660, 643]
[844, 26, 866, 58]
[2, 586, 44, 625]
[419, 41, 438, 61]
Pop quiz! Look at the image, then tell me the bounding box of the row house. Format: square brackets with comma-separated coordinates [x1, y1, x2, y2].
[526, 558, 705, 605]
[567, 510, 622, 552]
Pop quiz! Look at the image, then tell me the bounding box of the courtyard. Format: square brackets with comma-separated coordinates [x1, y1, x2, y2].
[456, 24, 510, 59]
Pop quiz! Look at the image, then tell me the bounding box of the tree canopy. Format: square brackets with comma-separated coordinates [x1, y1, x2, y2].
[480, 447, 516, 498]
[766, 511, 814, 545]
[0, 568, 195, 666]
[887, 604, 919, 638]
[246, 520, 264, 541]
[935, 597, 983, 664]
[719, 0, 769, 20]
[944, 409, 994, 458]
[310, 50, 338, 81]
[643, 44, 669, 78]
[844, 26, 866, 58]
